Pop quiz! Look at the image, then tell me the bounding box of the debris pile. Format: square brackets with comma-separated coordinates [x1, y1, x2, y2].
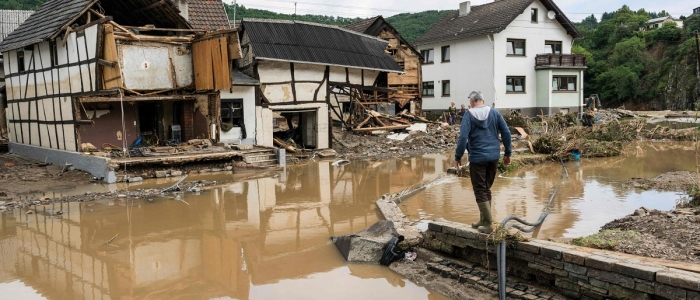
[533, 119, 644, 158]
[586, 207, 700, 263]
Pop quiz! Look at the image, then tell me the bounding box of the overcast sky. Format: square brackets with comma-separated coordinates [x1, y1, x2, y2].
[231, 0, 697, 22]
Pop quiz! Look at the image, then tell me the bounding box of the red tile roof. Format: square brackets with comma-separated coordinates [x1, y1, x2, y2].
[188, 0, 230, 30]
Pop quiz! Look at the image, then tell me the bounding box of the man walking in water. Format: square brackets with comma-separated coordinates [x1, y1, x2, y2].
[454, 91, 512, 234]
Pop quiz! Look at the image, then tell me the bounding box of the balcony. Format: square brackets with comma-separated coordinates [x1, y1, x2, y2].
[535, 54, 587, 69]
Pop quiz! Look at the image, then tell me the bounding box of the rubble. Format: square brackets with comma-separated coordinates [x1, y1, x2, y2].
[573, 207, 700, 263]
[332, 220, 400, 263]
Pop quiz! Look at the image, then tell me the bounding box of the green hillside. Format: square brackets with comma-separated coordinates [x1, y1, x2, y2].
[0, 0, 42, 10]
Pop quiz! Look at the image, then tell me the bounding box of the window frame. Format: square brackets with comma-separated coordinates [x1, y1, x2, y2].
[422, 81, 435, 97]
[421, 49, 435, 64]
[442, 80, 451, 96]
[531, 8, 538, 23]
[545, 41, 562, 54]
[441, 45, 450, 63]
[50, 41, 59, 67]
[552, 76, 577, 92]
[17, 50, 25, 72]
[506, 76, 526, 93]
[506, 39, 526, 56]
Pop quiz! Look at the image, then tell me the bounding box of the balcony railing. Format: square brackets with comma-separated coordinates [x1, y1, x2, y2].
[535, 54, 587, 68]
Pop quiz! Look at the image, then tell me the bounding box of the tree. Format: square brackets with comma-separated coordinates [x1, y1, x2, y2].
[595, 66, 640, 105]
[579, 14, 599, 30]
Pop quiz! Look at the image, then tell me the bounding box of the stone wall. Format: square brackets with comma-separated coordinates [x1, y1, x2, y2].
[424, 220, 700, 300]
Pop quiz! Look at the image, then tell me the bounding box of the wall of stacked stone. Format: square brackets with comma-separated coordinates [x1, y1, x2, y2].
[424, 220, 700, 300]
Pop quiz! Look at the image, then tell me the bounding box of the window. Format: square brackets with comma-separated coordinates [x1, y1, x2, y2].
[507, 39, 525, 56]
[17, 51, 25, 72]
[422, 81, 434, 96]
[442, 80, 451, 96]
[506, 76, 525, 93]
[50, 41, 59, 67]
[531, 8, 538, 23]
[441, 46, 450, 62]
[544, 41, 562, 54]
[421, 49, 434, 63]
[552, 76, 577, 91]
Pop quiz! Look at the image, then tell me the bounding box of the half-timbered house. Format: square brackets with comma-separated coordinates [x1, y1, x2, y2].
[0, 0, 240, 182]
[236, 19, 403, 149]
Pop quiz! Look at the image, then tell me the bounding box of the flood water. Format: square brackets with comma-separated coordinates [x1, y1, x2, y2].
[0, 142, 694, 299]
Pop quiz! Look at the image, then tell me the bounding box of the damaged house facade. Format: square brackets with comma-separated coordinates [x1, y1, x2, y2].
[0, 9, 34, 143]
[343, 16, 423, 115]
[416, 0, 586, 117]
[0, 0, 239, 182]
[236, 19, 403, 150]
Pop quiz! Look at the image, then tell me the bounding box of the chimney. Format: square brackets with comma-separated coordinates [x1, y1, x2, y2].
[459, 1, 471, 17]
[176, 0, 189, 20]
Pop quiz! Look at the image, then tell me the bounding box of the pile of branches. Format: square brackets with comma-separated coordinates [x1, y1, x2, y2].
[533, 119, 644, 159]
[644, 125, 698, 141]
[504, 111, 533, 133]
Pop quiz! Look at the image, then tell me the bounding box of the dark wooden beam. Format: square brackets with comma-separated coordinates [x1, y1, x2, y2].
[72, 16, 113, 33]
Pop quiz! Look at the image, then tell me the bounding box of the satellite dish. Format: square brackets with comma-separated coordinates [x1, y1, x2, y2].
[547, 11, 556, 19]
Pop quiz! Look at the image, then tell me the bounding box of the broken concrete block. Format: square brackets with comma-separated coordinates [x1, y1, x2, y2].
[332, 220, 398, 264]
[171, 171, 183, 177]
[232, 144, 253, 150]
[127, 177, 143, 183]
[155, 171, 168, 178]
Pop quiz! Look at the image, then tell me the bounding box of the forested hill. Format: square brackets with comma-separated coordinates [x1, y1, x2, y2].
[223, 4, 453, 43]
[0, 0, 451, 43]
[573, 6, 699, 110]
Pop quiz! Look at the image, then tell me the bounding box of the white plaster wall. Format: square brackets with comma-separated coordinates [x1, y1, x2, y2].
[493, 0, 574, 110]
[255, 106, 273, 147]
[269, 102, 329, 149]
[220, 86, 256, 144]
[419, 35, 495, 110]
[550, 69, 584, 108]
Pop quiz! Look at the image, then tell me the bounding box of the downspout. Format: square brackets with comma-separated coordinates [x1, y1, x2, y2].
[488, 34, 496, 108]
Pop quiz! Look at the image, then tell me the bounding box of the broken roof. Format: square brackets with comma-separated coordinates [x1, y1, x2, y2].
[0, 0, 191, 52]
[343, 16, 421, 56]
[0, 0, 94, 52]
[242, 19, 402, 73]
[188, 0, 230, 30]
[414, 0, 582, 46]
[0, 10, 34, 43]
[232, 69, 259, 86]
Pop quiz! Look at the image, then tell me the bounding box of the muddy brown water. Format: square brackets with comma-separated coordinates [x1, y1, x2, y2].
[0, 141, 693, 299]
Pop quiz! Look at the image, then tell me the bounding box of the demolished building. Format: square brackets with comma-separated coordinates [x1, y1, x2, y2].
[236, 19, 404, 150]
[344, 16, 423, 115]
[0, 0, 242, 182]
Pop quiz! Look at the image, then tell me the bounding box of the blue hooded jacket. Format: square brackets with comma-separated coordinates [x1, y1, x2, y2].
[454, 107, 512, 163]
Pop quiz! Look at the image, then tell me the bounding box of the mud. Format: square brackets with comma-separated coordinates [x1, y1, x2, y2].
[574, 207, 700, 263]
[0, 154, 94, 199]
[626, 171, 698, 192]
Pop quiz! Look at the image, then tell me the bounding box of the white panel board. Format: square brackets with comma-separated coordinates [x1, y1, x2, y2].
[258, 60, 292, 82]
[85, 25, 98, 60]
[58, 67, 71, 95]
[67, 31, 79, 65]
[56, 123, 65, 150]
[21, 123, 29, 144]
[80, 64, 92, 92]
[88, 63, 96, 92]
[347, 68, 363, 85]
[120, 45, 174, 90]
[77, 35, 87, 62]
[16, 75, 26, 99]
[295, 83, 323, 101]
[69, 66, 82, 93]
[261, 84, 292, 103]
[172, 49, 193, 87]
[2, 51, 10, 75]
[18, 101, 29, 120]
[61, 97, 73, 120]
[293, 63, 325, 81]
[64, 124, 77, 151]
[329, 66, 346, 82]
[37, 42, 51, 69]
[56, 37, 68, 65]
[24, 72, 36, 99]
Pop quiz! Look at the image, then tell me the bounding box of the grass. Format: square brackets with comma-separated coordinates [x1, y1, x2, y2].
[572, 229, 641, 250]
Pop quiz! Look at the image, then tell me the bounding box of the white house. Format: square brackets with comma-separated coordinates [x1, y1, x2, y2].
[643, 16, 684, 31]
[415, 0, 586, 117]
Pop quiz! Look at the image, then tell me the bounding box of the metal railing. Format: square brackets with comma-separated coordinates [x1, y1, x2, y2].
[535, 54, 586, 68]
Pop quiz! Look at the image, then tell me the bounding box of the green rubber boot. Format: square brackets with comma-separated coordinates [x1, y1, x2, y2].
[477, 201, 493, 234]
[472, 201, 488, 228]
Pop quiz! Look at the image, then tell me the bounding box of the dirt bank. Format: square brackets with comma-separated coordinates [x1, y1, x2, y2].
[0, 153, 93, 199]
[572, 207, 700, 263]
[626, 171, 698, 192]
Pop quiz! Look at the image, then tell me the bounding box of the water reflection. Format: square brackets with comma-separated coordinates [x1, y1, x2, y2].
[408, 142, 691, 238]
[0, 159, 446, 300]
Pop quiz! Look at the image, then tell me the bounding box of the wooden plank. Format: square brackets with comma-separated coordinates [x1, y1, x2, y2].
[101, 25, 122, 89]
[72, 16, 112, 33]
[352, 125, 409, 132]
[216, 36, 231, 89]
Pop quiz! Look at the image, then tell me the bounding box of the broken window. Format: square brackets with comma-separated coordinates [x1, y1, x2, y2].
[441, 46, 450, 62]
[221, 99, 244, 136]
[17, 51, 25, 72]
[552, 76, 577, 91]
[531, 8, 538, 23]
[423, 81, 434, 96]
[545, 41, 562, 54]
[421, 49, 434, 63]
[442, 80, 451, 96]
[506, 76, 525, 93]
[507, 39, 525, 56]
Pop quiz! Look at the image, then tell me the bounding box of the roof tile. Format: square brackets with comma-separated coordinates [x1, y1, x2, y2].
[188, 0, 230, 30]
